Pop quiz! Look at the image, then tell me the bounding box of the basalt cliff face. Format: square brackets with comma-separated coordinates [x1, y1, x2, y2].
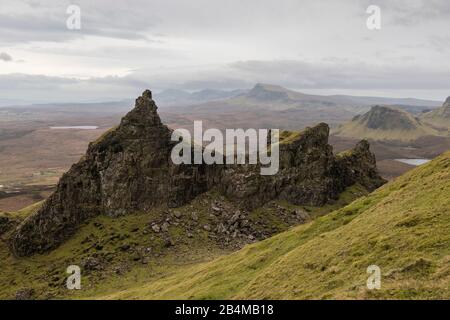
[10, 90, 385, 256]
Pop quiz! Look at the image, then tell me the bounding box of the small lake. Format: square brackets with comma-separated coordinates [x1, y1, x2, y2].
[395, 159, 431, 166]
[50, 126, 99, 130]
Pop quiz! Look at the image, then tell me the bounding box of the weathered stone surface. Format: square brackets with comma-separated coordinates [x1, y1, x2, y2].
[333, 139, 386, 191]
[218, 123, 384, 210]
[10, 90, 385, 256]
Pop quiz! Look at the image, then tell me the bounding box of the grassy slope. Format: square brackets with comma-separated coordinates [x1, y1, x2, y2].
[0, 201, 227, 299]
[99, 151, 450, 300]
[421, 117, 450, 136]
[0, 184, 365, 299]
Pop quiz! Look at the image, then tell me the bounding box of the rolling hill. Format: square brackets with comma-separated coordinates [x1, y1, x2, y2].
[333, 105, 439, 141]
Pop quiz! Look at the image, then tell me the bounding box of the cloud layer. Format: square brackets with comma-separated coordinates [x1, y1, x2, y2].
[0, 52, 13, 62]
[0, 0, 449, 104]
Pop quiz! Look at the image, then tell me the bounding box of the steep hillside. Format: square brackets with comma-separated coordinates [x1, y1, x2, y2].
[421, 97, 450, 133]
[97, 150, 450, 300]
[0, 181, 370, 299]
[334, 105, 439, 141]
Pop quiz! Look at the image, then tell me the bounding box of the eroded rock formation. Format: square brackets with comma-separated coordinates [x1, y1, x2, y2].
[10, 90, 385, 256]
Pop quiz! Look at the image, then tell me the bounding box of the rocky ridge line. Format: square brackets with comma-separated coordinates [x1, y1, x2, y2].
[10, 90, 385, 256]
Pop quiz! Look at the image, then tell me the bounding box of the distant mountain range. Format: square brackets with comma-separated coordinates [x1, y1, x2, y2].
[2, 83, 443, 116]
[158, 83, 442, 112]
[160, 84, 444, 131]
[1, 83, 446, 134]
[154, 88, 246, 107]
[242, 84, 442, 110]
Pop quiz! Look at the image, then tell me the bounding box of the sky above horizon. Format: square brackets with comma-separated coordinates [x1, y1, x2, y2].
[0, 0, 449, 105]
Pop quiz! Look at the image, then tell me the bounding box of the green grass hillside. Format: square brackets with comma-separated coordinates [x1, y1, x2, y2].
[0, 184, 366, 299]
[97, 151, 450, 300]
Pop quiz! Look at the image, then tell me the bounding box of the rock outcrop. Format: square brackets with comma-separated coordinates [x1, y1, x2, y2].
[219, 124, 384, 210]
[10, 90, 385, 256]
[10, 90, 218, 256]
[334, 140, 385, 191]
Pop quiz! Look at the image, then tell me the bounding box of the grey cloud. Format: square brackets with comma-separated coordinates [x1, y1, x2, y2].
[362, 0, 450, 26]
[229, 60, 450, 90]
[0, 0, 159, 44]
[0, 73, 139, 105]
[173, 79, 250, 91]
[0, 0, 449, 104]
[1, 0, 449, 45]
[0, 52, 13, 62]
[1, 56, 450, 106]
[428, 36, 450, 53]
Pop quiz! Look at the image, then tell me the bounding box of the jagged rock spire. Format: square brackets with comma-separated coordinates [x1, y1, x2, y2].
[142, 89, 152, 99]
[10, 90, 210, 256]
[119, 89, 164, 130]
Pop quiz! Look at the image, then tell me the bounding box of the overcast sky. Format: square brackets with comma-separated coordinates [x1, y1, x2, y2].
[0, 0, 449, 105]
